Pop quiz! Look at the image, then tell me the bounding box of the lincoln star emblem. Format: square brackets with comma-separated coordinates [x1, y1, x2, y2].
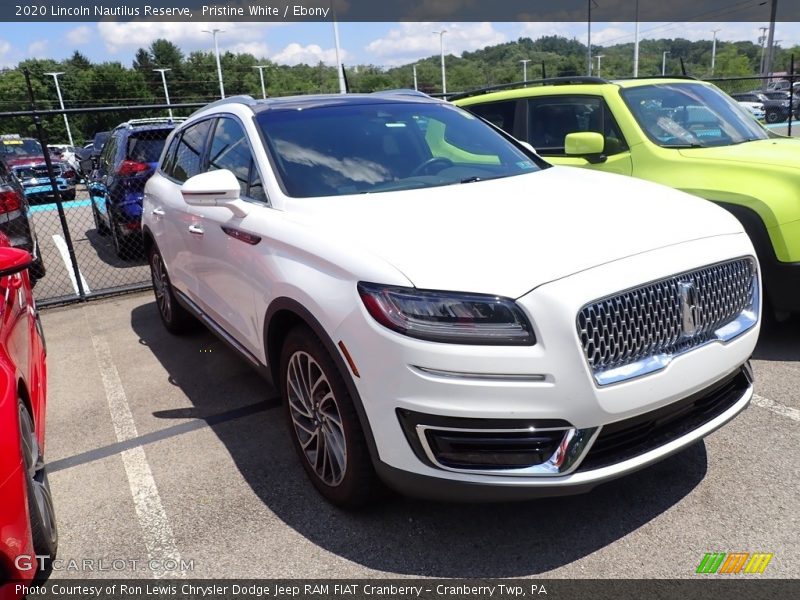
[678, 280, 700, 338]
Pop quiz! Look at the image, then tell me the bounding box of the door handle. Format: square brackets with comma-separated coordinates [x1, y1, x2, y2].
[188, 224, 204, 235]
[151, 207, 165, 216]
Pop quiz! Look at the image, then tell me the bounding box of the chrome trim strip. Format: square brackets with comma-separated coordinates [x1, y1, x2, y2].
[415, 423, 599, 477]
[411, 366, 547, 382]
[174, 289, 262, 368]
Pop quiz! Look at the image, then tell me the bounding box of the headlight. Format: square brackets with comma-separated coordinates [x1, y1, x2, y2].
[358, 282, 535, 345]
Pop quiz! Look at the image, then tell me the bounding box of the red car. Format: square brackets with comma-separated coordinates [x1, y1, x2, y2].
[0, 231, 57, 592]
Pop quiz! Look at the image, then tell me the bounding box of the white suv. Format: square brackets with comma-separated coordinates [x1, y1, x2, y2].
[142, 92, 760, 507]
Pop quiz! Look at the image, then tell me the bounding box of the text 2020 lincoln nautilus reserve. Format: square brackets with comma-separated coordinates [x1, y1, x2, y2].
[141, 91, 760, 507]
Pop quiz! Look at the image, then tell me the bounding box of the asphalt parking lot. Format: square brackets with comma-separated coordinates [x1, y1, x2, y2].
[37, 292, 798, 580]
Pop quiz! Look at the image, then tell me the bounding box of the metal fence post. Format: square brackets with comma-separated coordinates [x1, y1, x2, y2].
[789, 54, 795, 137]
[22, 68, 86, 300]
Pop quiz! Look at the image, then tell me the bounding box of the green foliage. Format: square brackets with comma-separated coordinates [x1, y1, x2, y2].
[0, 35, 791, 144]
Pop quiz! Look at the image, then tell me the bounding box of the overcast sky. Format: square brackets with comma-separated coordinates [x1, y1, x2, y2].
[3, 21, 799, 68]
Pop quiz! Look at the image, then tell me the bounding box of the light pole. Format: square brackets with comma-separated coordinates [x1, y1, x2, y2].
[595, 54, 605, 76]
[759, 26, 769, 76]
[633, 0, 640, 77]
[711, 29, 721, 75]
[252, 65, 268, 99]
[519, 59, 531, 82]
[433, 30, 447, 95]
[412, 64, 418, 91]
[332, 17, 346, 94]
[764, 0, 778, 84]
[202, 29, 225, 98]
[153, 68, 173, 119]
[662, 51, 670, 75]
[587, 0, 598, 75]
[43, 72, 73, 146]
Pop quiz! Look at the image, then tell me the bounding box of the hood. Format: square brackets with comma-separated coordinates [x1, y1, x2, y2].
[4, 155, 47, 167]
[678, 137, 800, 170]
[284, 167, 744, 298]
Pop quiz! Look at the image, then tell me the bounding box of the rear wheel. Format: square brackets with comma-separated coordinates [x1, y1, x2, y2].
[18, 400, 58, 573]
[149, 245, 196, 334]
[91, 198, 109, 236]
[280, 325, 381, 508]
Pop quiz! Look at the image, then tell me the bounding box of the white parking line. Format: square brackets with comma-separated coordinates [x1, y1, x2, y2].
[87, 311, 183, 579]
[52, 234, 91, 294]
[752, 393, 800, 423]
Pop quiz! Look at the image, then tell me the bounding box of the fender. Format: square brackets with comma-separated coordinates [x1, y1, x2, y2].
[264, 297, 380, 463]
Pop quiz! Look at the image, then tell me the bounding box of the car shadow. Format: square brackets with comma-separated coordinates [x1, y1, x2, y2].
[752, 316, 800, 362]
[83, 228, 147, 269]
[131, 302, 708, 577]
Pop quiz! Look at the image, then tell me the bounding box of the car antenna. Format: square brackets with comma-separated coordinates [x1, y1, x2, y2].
[342, 63, 350, 93]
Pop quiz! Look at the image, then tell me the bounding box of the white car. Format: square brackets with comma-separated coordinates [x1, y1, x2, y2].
[142, 92, 760, 506]
[736, 101, 766, 120]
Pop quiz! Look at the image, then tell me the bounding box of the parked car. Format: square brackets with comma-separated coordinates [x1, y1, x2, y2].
[759, 89, 800, 117]
[736, 100, 766, 120]
[142, 93, 760, 507]
[8, 160, 77, 202]
[85, 118, 183, 258]
[0, 160, 45, 281]
[730, 91, 791, 123]
[0, 234, 57, 589]
[455, 76, 800, 317]
[47, 144, 80, 176]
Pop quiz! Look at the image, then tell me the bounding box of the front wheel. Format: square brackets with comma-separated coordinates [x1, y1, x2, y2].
[18, 400, 58, 572]
[280, 326, 381, 508]
[765, 109, 782, 124]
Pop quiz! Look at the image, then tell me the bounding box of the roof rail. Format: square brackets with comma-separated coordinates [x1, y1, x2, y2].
[449, 77, 610, 101]
[371, 89, 433, 99]
[117, 117, 187, 129]
[194, 95, 258, 114]
[613, 75, 699, 82]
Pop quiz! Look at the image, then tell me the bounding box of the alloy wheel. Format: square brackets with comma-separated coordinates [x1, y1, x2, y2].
[286, 350, 347, 486]
[150, 252, 172, 323]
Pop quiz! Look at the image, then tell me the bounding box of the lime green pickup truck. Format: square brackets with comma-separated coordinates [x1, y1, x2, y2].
[455, 77, 800, 316]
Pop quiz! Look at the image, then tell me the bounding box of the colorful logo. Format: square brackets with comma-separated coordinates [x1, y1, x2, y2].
[696, 552, 773, 574]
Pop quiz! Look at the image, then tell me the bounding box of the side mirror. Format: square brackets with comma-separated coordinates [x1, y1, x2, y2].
[181, 169, 250, 217]
[565, 132, 606, 162]
[0, 247, 33, 278]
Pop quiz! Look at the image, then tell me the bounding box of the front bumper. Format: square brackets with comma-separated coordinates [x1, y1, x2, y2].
[335, 234, 760, 499]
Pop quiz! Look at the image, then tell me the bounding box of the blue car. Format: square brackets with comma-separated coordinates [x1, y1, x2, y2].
[87, 118, 183, 259]
[11, 162, 76, 203]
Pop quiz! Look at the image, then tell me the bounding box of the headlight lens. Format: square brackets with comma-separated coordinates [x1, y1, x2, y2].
[358, 282, 535, 345]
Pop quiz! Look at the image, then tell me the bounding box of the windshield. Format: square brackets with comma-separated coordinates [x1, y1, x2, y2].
[621, 83, 768, 148]
[0, 138, 43, 156]
[257, 102, 543, 197]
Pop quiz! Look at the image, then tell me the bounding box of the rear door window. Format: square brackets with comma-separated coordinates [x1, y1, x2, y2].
[171, 120, 212, 183]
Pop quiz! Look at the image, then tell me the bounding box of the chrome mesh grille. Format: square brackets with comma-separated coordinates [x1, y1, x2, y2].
[577, 258, 756, 376]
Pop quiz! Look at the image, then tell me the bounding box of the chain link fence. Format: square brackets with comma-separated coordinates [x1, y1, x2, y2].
[0, 74, 204, 306]
[0, 72, 796, 307]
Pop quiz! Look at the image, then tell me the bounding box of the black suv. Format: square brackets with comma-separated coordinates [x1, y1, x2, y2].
[0, 160, 45, 281]
[85, 118, 183, 259]
[730, 91, 793, 123]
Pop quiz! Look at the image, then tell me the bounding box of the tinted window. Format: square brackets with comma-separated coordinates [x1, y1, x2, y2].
[248, 160, 267, 203]
[468, 100, 517, 132]
[208, 118, 252, 197]
[527, 96, 628, 155]
[171, 120, 212, 182]
[258, 102, 543, 198]
[126, 129, 172, 163]
[622, 83, 768, 147]
[0, 138, 43, 157]
[160, 135, 179, 176]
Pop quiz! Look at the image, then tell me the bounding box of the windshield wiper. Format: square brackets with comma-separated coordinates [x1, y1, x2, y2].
[459, 174, 509, 184]
[663, 143, 707, 149]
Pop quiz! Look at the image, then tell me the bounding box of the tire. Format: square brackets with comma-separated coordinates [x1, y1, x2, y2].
[30, 240, 46, 282]
[765, 109, 781, 124]
[92, 199, 109, 236]
[280, 325, 381, 508]
[62, 190, 76, 201]
[149, 245, 196, 334]
[110, 214, 125, 259]
[18, 400, 58, 573]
